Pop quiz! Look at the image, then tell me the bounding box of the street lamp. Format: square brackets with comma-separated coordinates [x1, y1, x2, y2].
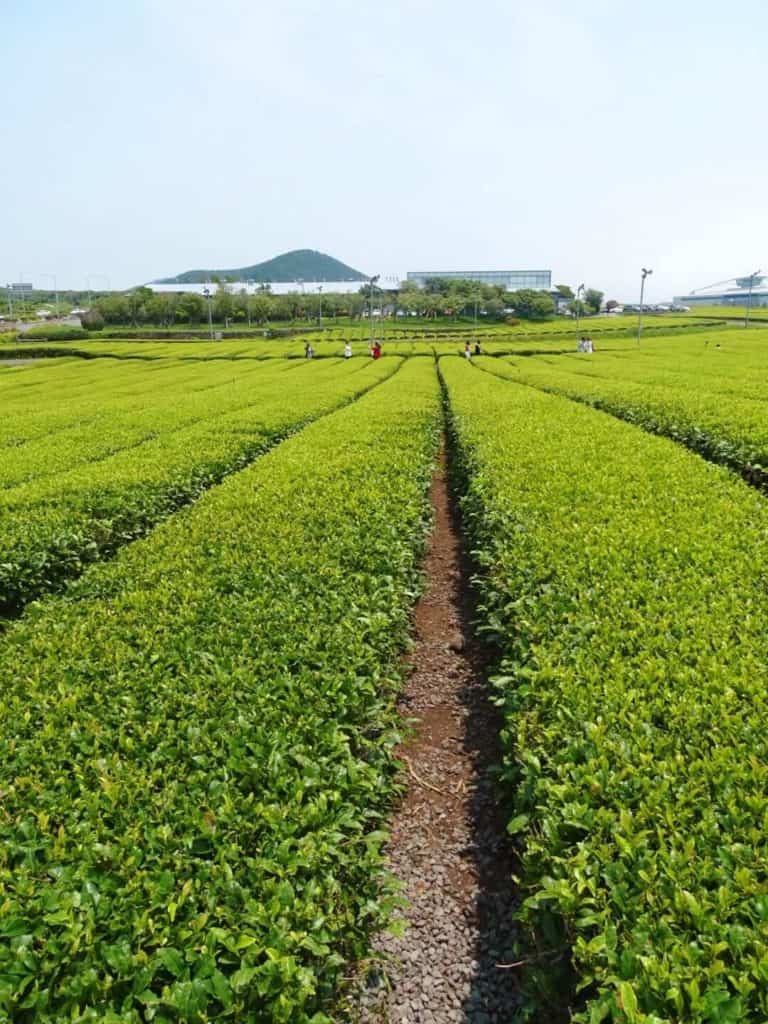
[744, 270, 762, 329]
[574, 283, 585, 343]
[85, 273, 111, 307]
[317, 284, 323, 327]
[202, 287, 214, 341]
[40, 274, 59, 317]
[369, 274, 380, 350]
[637, 268, 653, 343]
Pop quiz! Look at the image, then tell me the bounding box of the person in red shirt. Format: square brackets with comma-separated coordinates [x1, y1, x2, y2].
[371, 341, 382, 360]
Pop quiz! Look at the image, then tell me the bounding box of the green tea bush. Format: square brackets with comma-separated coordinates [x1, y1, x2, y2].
[0, 357, 398, 614]
[0, 360, 440, 1022]
[442, 356, 768, 1023]
[478, 340, 768, 486]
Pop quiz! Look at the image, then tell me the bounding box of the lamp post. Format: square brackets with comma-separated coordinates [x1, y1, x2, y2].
[85, 273, 111, 307]
[369, 274, 380, 350]
[637, 268, 653, 343]
[744, 270, 762, 329]
[317, 284, 323, 327]
[40, 274, 59, 317]
[202, 287, 214, 341]
[574, 283, 585, 343]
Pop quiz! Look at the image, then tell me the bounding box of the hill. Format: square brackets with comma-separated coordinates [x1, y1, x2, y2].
[154, 249, 367, 285]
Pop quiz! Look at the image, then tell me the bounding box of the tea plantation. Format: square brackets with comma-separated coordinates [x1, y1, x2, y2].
[3, 328, 768, 1022]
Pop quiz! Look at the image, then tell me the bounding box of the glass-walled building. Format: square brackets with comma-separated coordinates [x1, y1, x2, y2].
[406, 269, 551, 289]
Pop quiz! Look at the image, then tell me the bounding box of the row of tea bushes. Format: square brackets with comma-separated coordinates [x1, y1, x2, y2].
[0, 358, 277, 483]
[442, 357, 768, 1023]
[0, 357, 397, 614]
[477, 349, 768, 486]
[0, 359, 441, 1022]
[0, 355, 344, 460]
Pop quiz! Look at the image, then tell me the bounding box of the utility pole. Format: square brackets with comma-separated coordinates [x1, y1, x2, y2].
[575, 283, 585, 343]
[369, 274, 380, 350]
[203, 287, 214, 341]
[41, 274, 59, 317]
[637, 268, 653, 343]
[744, 270, 762, 329]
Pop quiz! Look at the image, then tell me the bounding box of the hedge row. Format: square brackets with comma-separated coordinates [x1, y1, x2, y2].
[442, 357, 768, 1023]
[21, 325, 89, 341]
[0, 357, 397, 614]
[0, 358, 441, 1022]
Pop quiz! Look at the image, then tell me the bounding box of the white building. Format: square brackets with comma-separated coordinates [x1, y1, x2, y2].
[147, 277, 401, 297]
[675, 275, 768, 308]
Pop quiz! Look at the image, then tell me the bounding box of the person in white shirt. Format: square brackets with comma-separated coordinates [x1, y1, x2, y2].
[344, 342, 352, 359]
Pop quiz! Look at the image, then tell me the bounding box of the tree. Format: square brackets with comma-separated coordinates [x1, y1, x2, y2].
[232, 291, 249, 323]
[484, 297, 504, 319]
[213, 283, 233, 323]
[347, 294, 366, 320]
[508, 289, 555, 320]
[249, 295, 272, 325]
[94, 294, 129, 324]
[423, 276, 451, 296]
[556, 284, 575, 300]
[177, 292, 205, 326]
[584, 289, 604, 314]
[605, 300, 620, 312]
[146, 293, 177, 326]
[126, 287, 153, 326]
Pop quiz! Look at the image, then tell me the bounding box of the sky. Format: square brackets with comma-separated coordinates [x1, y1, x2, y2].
[2, 0, 767, 302]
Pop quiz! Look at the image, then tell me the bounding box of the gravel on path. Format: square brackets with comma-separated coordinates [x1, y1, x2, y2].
[353, 448, 524, 1023]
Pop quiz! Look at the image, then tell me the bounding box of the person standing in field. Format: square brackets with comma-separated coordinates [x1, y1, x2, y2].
[305, 342, 314, 359]
[474, 341, 481, 356]
[344, 342, 352, 359]
[464, 340, 472, 360]
[371, 341, 382, 360]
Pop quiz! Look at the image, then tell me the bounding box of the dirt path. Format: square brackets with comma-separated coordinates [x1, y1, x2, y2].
[355, 449, 522, 1023]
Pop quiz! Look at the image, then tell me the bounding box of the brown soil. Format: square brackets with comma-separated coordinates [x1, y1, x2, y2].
[354, 448, 523, 1023]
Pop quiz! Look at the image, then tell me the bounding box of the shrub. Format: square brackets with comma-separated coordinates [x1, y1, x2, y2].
[80, 309, 105, 332]
[22, 325, 88, 341]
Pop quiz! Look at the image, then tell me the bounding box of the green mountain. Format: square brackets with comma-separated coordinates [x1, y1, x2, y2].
[154, 249, 367, 285]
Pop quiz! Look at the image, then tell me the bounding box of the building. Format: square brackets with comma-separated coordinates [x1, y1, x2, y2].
[147, 278, 399, 297]
[674, 275, 768, 308]
[406, 269, 552, 290]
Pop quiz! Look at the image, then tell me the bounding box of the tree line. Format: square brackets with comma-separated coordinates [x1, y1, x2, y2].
[73, 278, 608, 328]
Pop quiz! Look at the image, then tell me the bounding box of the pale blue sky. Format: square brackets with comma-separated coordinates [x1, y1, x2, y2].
[2, 0, 767, 301]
